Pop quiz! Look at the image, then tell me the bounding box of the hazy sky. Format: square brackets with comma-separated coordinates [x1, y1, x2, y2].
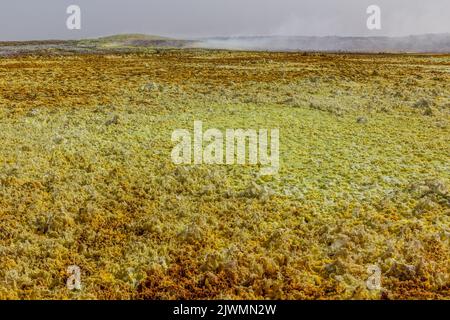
[1, 0, 449, 40]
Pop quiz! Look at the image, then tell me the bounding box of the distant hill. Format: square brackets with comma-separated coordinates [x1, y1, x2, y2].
[1, 33, 450, 55]
[98, 34, 172, 42]
[79, 33, 193, 48]
[198, 33, 450, 53]
[0, 34, 198, 56]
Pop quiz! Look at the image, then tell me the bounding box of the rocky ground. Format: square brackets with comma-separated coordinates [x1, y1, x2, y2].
[0, 48, 448, 299]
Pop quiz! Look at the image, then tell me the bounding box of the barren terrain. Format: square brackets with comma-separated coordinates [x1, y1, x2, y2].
[0, 47, 449, 299]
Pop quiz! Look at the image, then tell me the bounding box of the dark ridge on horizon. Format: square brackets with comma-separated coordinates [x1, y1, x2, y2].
[1, 33, 450, 54]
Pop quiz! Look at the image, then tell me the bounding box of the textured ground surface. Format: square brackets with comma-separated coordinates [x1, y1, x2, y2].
[0, 50, 449, 299]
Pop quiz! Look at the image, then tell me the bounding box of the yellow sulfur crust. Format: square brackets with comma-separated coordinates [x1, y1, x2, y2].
[0, 50, 449, 299]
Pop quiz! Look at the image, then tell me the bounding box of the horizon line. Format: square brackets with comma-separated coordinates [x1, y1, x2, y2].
[1, 32, 450, 43]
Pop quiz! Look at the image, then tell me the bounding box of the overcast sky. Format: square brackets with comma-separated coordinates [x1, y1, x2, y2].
[1, 0, 449, 41]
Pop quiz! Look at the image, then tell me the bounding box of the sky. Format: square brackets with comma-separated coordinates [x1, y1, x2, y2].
[0, 0, 449, 41]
